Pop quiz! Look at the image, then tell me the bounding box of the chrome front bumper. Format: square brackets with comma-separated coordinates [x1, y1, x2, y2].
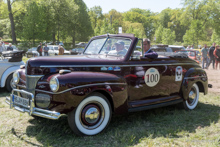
[5, 89, 61, 120]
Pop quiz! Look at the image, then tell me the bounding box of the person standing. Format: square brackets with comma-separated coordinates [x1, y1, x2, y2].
[143, 38, 158, 59]
[37, 42, 43, 56]
[209, 42, 216, 69]
[58, 45, 64, 55]
[186, 45, 191, 49]
[0, 42, 4, 53]
[7, 43, 13, 51]
[213, 45, 220, 70]
[201, 44, 209, 69]
[43, 44, 49, 56]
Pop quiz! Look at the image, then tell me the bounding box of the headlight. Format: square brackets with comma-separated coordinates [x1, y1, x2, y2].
[49, 76, 59, 92]
[13, 71, 20, 84]
[35, 93, 51, 108]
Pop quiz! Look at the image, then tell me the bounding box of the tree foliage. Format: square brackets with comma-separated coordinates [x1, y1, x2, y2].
[0, 0, 220, 48]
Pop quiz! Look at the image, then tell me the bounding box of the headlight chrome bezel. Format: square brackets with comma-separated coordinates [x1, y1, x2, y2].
[13, 71, 20, 84]
[49, 76, 59, 92]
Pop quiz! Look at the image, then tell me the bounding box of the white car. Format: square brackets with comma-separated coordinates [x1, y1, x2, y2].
[47, 45, 70, 56]
[0, 51, 25, 91]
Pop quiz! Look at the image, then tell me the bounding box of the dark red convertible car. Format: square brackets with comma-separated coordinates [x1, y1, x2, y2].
[6, 34, 209, 136]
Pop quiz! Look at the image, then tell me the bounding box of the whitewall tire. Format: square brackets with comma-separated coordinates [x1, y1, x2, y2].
[68, 93, 112, 136]
[183, 83, 199, 110]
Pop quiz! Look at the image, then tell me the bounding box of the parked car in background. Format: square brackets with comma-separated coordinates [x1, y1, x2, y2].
[151, 45, 174, 56]
[6, 34, 209, 136]
[70, 48, 84, 55]
[169, 45, 186, 52]
[175, 49, 200, 63]
[4, 45, 19, 51]
[0, 51, 25, 91]
[26, 47, 39, 58]
[47, 45, 70, 56]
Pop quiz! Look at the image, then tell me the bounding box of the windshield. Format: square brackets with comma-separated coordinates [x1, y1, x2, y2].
[84, 37, 132, 57]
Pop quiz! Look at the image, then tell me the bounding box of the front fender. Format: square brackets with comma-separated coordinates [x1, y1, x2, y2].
[1, 66, 20, 88]
[37, 72, 128, 114]
[181, 68, 208, 100]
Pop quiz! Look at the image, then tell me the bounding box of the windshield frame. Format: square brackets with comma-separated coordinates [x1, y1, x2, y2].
[83, 36, 132, 57]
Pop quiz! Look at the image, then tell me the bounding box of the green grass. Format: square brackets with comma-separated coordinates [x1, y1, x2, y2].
[0, 87, 219, 147]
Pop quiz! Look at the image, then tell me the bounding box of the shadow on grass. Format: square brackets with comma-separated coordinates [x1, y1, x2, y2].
[0, 88, 10, 98]
[11, 101, 220, 146]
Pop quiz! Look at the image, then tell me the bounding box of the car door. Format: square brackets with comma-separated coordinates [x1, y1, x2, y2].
[127, 57, 174, 107]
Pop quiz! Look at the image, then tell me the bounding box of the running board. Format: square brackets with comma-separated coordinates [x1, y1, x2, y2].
[128, 99, 183, 112]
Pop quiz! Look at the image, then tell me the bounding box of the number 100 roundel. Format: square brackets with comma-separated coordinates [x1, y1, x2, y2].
[144, 68, 160, 87]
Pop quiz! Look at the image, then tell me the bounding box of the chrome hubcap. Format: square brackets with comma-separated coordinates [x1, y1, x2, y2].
[81, 103, 104, 129]
[85, 107, 100, 124]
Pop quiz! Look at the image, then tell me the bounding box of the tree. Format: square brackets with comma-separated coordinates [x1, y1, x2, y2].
[211, 30, 220, 45]
[7, 0, 17, 44]
[123, 21, 146, 38]
[162, 28, 176, 45]
[159, 8, 172, 28]
[88, 6, 103, 29]
[123, 8, 155, 39]
[183, 20, 205, 47]
[155, 25, 163, 43]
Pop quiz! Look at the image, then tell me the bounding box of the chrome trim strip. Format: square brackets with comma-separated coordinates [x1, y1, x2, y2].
[17, 84, 26, 89]
[184, 76, 207, 80]
[26, 75, 44, 78]
[40, 63, 197, 68]
[36, 82, 127, 94]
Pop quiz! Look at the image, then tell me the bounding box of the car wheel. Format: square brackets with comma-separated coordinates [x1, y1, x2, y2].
[183, 83, 199, 110]
[6, 74, 15, 92]
[68, 93, 112, 136]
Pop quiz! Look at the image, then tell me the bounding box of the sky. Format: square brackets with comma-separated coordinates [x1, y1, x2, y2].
[83, 0, 183, 14]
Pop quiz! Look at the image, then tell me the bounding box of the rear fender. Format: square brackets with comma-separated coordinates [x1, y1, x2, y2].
[181, 68, 208, 100]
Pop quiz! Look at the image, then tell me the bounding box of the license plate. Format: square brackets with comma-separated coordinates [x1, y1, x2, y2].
[13, 95, 29, 108]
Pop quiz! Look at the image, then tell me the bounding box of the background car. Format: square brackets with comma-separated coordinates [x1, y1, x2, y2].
[175, 49, 200, 63]
[168, 45, 186, 52]
[47, 45, 70, 56]
[70, 48, 84, 55]
[26, 47, 39, 58]
[151, 45, 174, 56]
[0, 51, 25, 91]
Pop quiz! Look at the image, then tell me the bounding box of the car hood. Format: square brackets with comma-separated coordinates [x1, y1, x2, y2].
[27, 54, 124, 68]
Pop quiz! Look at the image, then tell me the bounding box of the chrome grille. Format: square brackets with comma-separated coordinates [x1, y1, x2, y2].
[26, 75, 43, 95]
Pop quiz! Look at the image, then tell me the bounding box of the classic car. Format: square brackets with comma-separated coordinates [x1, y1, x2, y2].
[175, 49, 201, 63]
[6, 34, 209, 136]
[0, 51, 25, 91]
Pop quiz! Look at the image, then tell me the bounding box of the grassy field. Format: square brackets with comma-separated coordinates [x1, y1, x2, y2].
[0, 88, 219, 147]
